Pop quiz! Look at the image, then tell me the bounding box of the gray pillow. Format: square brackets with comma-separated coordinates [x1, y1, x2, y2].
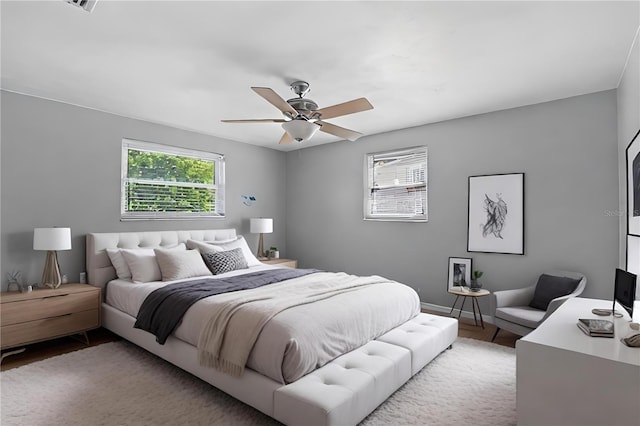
[201, 248, 248, 275]
[529, 274, 580, 310]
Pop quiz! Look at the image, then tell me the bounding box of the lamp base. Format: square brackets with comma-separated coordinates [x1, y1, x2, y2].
[41, 250, 62, 289]
[257, 233, 265, 258]
[43, 283, 62, 289]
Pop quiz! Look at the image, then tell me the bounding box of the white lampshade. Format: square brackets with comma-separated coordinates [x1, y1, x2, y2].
[33, 228, 72, 251]
[250, 218, 273, 234]
[282, 119, 320, 142]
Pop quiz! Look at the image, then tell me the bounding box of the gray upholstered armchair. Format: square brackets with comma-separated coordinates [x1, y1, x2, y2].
[490, 270, 586, 341]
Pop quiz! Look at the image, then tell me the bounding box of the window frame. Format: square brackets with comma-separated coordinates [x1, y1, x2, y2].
[121, 138, 225, 220]
[363, 146, 428, 222]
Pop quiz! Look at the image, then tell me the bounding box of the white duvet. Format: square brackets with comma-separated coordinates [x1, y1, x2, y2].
[106, 265, 421, 383]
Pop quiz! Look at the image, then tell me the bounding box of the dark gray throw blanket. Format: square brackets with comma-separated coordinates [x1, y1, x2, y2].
[134, 268, 319, 344]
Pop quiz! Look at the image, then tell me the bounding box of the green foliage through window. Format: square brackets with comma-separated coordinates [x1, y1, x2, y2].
[121, 139, 225, 219]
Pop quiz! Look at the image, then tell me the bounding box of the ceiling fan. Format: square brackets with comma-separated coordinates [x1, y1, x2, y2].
[222, 81, 373, 144]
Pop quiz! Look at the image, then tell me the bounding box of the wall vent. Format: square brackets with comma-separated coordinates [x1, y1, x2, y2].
[65, 0, 98, 13]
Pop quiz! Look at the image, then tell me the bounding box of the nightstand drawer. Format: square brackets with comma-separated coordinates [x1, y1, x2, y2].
[261, 258, 298, 268]
[1, 290, 100, 326]
[275, 259, 297, 268]
[1, 308, 100, 349]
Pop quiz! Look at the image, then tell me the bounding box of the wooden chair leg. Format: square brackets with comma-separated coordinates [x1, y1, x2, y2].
[491, 327, 500, 342]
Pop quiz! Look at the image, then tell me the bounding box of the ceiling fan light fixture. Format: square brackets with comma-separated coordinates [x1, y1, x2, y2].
[282, 119, 320, 142]
[226, 81, 373, 145]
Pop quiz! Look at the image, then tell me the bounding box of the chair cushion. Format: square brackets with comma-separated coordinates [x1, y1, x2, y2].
[529, 274, 580, 310]
[495, 306, 546, 329]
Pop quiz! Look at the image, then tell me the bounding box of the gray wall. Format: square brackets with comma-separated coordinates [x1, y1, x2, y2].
[617, 29, 639, 267]
[0, 88, 623, 313]
[1, 91, 287, 290]
[285, 90, 619, 314]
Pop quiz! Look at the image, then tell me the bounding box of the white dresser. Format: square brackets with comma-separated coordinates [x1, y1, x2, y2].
[516, 297, 640, 426]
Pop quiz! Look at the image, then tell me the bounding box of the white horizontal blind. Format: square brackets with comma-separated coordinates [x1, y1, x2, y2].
[121, 139, 225, 220]
[364, 146, 427, 221]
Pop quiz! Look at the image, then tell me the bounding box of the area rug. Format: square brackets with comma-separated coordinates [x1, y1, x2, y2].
[0, 337, 515, 425]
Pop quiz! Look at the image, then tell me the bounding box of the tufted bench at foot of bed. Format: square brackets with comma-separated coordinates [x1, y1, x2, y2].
[273, 313, 458, 426]
[377, 312, 459, 375]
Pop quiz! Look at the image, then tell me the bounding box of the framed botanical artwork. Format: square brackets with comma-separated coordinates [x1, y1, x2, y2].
[627, 235, 639, 276]
[467, 173, 524, 255]
[448, 257, 472, 291]
[627, 129, 640, 236]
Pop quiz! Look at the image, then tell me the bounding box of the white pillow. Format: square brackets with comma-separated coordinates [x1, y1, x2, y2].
[155, 248, 212, 281]
[120, 244, 186, 283]
[106, 248, 139, 279]
[186, 239, 225, 254]
[207, 237, 238, 244]
[208, 236, 261, 267]
[107, 244, 186, 280]
[120, 250, 161, 283]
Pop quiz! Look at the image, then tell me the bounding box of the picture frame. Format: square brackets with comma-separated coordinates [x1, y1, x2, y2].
[627, 235, 639, 276]
[467, 173, 525, 255]
[448, 257, 472, 292]
[626, 129, 640, 237]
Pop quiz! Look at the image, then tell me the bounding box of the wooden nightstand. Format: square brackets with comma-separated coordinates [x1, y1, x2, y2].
[0, 284, 101, 357]
[261, 258, 298, 268]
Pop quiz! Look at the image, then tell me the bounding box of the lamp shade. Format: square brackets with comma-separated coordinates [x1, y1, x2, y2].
[250, 218, 273, 234]
[282, 119, 320, 142]
[33, 228, 72, 251]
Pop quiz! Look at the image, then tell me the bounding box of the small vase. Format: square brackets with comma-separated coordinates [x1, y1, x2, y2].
[469, 280, 483, 292]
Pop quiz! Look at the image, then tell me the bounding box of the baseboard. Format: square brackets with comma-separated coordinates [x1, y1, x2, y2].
[421, 301, 494, 325]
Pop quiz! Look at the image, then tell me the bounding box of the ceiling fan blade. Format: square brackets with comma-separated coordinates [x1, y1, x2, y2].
[315, 97, 373, 120]
[317, 121, 363, 141]
[279, 132, 293, 144]
[251, 87, 298, 116]
[221, 119, 287, 123]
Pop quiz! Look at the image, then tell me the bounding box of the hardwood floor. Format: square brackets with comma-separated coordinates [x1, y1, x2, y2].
[1, 313, 519, 372]
[1, 327, 121, 371]
[456, 316, 519, 348]
[423, 309, 520, 348]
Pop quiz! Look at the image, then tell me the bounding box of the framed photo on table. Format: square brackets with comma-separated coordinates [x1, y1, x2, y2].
[448, 257, 472, 291]
[467, 173, 525, 255]
[627, 129, 640, 237]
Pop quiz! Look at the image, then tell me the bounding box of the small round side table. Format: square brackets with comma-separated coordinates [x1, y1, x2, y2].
[448, 287, 490, 328]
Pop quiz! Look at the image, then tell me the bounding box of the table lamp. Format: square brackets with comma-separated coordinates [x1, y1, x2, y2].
[250, 218, 273, 259]
[33, 227, 72, 289]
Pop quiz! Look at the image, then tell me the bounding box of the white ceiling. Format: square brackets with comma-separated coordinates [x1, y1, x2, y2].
[1, 1, 639, 151]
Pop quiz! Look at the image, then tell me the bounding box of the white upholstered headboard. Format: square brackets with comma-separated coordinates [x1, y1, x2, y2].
[86, 229, 237, 289]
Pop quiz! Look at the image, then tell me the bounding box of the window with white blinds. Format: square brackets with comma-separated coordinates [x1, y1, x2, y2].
[364, 146, 427, 221]
[121, 139, 225, 220]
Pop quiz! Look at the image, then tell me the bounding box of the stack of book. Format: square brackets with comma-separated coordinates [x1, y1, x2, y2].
[577, 318, 614, 338]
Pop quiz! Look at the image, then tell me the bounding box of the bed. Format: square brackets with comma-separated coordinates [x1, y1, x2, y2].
[87, 229, 457, 426]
